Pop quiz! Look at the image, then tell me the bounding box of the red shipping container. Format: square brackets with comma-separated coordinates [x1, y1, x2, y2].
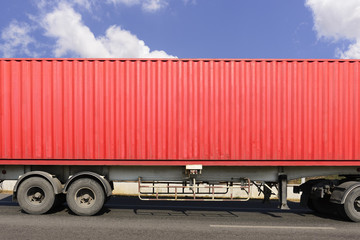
[0, 59, 359, 166]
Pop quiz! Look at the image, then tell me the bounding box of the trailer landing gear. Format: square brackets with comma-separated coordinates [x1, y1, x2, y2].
[278, 175, 289, 210]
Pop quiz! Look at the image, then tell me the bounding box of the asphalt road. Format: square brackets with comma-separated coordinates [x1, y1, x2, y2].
[0, 193, 358, 240]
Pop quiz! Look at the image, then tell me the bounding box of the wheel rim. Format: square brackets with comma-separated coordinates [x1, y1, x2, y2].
[353, 196, 360, 212]
[26, 187, 45, 206]
[74, 188, 96, 208]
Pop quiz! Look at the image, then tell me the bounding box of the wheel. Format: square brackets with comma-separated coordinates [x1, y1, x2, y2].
[17, 177, 55, 215]
[344, 188, 360, 222]
[308, 197, 338, 216]
[336, 204, 349, 220]
[308, 198, 329, 213]
[307, 198, 316, 211]
[66, 178, 105, 216]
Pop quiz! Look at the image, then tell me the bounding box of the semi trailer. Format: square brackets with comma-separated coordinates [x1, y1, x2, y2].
[0, 58, 359, 220]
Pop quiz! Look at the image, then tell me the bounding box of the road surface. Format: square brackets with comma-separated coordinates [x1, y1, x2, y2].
[0, 193, 357, 240]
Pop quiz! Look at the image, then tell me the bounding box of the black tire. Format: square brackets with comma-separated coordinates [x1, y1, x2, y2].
[308, 197, 338, 216]
[66, 178, 105, 216]
[17, 177, 55, 215]
[308, 198, 329, 213]
[307, 198, 316, 211]
[344, 188, 360, 222]
[336, 204, 349, 220]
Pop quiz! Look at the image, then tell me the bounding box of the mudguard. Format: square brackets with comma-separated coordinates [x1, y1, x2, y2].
[63, 171, 112, 197]
[330, 181, 360, 204]
[13, 171, 63, 201]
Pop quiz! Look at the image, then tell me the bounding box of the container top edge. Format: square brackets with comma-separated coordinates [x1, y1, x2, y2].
[0, 58, 359, 62]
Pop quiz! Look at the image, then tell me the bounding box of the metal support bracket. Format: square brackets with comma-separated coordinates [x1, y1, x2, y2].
[252, 181, 278, 203]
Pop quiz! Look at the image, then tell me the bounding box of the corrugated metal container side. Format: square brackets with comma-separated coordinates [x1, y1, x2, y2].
[0, 59, 359, 166]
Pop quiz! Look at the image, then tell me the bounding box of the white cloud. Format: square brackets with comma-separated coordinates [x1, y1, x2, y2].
[108, 0, 168, 12]
[107, 0, 140, 6]
[0, 20, 37, 57]
[183, 0, 196, 5]
[36, 0, 94, 11]
[100, 25, 172, 57]
[42, 3, 111, 57]
[306, 0, 360, 58]
[142, 0, 167, 12]
[71, 0, 94, 10]
[41, 3, 175, 58]
[0, 0, 175, 58]
[339, 41, 360, 59]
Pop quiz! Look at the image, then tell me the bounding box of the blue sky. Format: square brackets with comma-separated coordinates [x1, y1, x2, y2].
[0, 0, 359, 59]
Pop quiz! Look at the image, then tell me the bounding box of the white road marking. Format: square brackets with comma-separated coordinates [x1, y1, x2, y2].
[210, 225, 336, 230]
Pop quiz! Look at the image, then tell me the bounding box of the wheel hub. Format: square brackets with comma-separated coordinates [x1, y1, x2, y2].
[26, 187, 45, 205]
[352, 195, 360, 213]
[75, 188, 96, 207]
[80, 194, 93, 204]
[355, 199, 360, 209]
[33, 192, 43, 201]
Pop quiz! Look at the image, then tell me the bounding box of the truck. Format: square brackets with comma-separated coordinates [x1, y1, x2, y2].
[0, 58, 359, 220]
